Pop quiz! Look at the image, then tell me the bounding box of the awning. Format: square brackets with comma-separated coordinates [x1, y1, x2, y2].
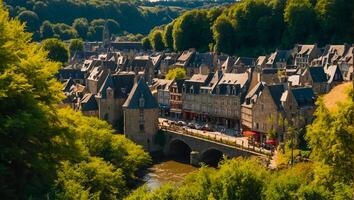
[265, 139, 277, 145]
[243, 131, 257, 137]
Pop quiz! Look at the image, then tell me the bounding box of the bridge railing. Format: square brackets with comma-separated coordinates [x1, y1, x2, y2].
[159, 124, 272, 156]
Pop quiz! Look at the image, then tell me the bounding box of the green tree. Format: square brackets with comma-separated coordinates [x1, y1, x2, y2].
[306, 93, 354, 185]
[72, 18, 89, 39]
[283, 0, 318, 46]
[173, 10, 212, 52]
[41, 38, 69, 63]
[0, 6, 69, 198]
[163, 23, 174, 50]
[40, 20, 54, 39]
[69, 38, 84, 55]
[165, 68, 186, 80]
[212, 16, 235, 54]
[315, 0, 354, 43]
[17, 10, 39, 33]
[150, 30, 165, 51]
[142, 37, 151, 50]
[55, 158, 127, 200]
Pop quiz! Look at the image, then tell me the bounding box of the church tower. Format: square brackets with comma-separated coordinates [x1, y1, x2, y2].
[102, 21, 111, 49]
[123, 78, 159, 152]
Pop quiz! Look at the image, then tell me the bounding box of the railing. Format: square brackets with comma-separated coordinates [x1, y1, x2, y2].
[159, 124, 272, 156]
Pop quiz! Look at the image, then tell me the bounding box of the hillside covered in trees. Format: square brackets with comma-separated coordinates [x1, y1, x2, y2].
[145, 0, 354, 56]
[0, 4, 151, 199]
[3, 0, 183, 41]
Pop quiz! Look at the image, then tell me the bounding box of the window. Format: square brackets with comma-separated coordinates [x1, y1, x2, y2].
[139, 110, 144, 132]
[139, 96, 145, 108]
[139, 124, 145, 132]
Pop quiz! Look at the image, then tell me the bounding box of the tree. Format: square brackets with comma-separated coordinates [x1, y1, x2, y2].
[283, 0, 318, 46]
[165, 68, 186, 80]
[55, 158, 127, 200]
[0, 6, 69, 198]
[212, 16, 235, 54]
[69, 38, 84, 55]
[40, 20, 54, 39]
[150, 30, 165, 51]
[17, 10, 39, 33]
[173, 10, 212, 52]
[142, 37, 151, 50]
[41, 38, 69, 63]
[163, 23, 174, 50]
[306, 93, 354, 185]
[72, 18, 89, 39]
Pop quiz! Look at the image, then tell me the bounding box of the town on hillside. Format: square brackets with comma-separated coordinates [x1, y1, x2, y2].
[58, 30, 353, 160]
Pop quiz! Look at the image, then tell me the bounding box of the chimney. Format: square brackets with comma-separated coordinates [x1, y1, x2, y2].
[287, 81, 292, 91]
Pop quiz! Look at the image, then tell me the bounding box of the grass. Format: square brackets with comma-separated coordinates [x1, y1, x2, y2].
[323, 82, 352, 112]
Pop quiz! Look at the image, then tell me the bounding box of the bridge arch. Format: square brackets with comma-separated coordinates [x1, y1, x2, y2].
[199, 148, 224, 166]
[166, 138, 192, 162]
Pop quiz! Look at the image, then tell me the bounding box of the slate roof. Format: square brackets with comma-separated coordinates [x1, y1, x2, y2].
[244, 82, 265, 105]
[326, 65, 343, 83]
[268, 84, 285, 110]
[308, 67, 328, 83]
[297, 45, 316, 56]
[80, 93, 98, 111]
[63, 78, 75, 92]
[291, 87, 315, 107]
[98, 72, 135, 99]
[266, 50, 290, 66]
[123, 79, 158, 109]
[288, 75, 301, 86]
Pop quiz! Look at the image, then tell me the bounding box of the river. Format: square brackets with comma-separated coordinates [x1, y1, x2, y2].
[143, 158, 197, 189]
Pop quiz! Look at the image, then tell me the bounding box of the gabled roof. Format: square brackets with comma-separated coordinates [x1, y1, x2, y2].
[297, 45, 316, 55]
[98, 72, 135, 99]
[288, 75, 301, 86]
[326, 65, 343, 83]
[80, 93, 98, 111]
[123, 79, 158, 109]
[244, 82, 266, 105]
[308, 67, 328, 83]
[291, 87, 315, 107]
[63, 78, 75, 92]
[268, 84, 285, 110]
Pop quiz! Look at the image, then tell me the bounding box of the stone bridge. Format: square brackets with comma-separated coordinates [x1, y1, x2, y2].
[161, 128, 271, 166]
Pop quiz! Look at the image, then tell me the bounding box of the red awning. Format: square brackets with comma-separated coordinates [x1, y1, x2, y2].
[265, 139, 277, 145]
[243, 131, 257, 137]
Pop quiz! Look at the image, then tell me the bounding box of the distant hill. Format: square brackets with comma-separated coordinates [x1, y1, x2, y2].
[3, 0, 183, 41]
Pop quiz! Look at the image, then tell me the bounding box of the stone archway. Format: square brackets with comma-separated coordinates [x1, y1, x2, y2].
[166, 139, 192, 163]
[199, 148, 224, 166]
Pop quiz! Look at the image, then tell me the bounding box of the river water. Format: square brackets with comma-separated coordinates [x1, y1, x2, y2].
[143, 158, 197, 189]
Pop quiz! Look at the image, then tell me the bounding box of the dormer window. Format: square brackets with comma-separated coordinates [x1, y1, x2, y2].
[227, 85, 231, 95]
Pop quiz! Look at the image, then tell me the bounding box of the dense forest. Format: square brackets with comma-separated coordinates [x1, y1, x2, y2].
[3, 0, 183, 41]
[145, 0, 354, 56]
[0, 5, 151, 199]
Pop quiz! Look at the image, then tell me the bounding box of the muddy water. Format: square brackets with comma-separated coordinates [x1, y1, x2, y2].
[143, 158, 197, 189]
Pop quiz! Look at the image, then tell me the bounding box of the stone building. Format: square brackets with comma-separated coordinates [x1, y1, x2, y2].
[169, 79, 185, 119]
[301, 66, 328, 95]
[251, 84, 285, 143]
[95, 71, 135, 131]
[293, 44, 321, 67]
[123, 79, 159, 152]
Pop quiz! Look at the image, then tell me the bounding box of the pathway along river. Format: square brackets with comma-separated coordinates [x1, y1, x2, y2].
[143, 157, 197, 189]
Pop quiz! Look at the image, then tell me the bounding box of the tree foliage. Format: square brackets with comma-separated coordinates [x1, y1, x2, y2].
[69, 38, 84, 54]
[150, 0, 353, 56]
[41, 38, 69, 63]
[4, 0, 182, 41]
[149, 30, 165, 51]
[165, 67, 186, 80]
[0, 5, 150, 199]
